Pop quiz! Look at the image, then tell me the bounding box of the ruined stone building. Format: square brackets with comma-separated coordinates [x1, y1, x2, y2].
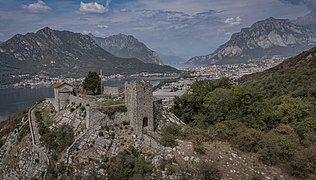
[125, 81, 161, 137]
[103, 86, 124, 97]
[52, 82, 73, 111]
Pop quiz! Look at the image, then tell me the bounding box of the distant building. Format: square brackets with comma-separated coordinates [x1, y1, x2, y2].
[53, 82, 73, 111]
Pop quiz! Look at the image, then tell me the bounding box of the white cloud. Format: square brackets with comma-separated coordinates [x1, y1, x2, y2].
[82, 30, 107, 37]
[22, 0, 51, 13]
[80, 2, 108, 14]
[175, 24, 189, 29]
[120, 8, 126, 12]
[224, 16, 242, 25]
[225, 32, 232, 36]
[105, 0, 112, 8]
[97, 24, 109, 28]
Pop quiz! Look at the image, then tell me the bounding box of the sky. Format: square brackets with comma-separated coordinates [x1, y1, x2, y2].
[0, 0, 312, 58]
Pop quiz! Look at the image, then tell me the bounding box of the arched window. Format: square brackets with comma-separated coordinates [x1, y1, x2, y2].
[143, 117, 148, 127]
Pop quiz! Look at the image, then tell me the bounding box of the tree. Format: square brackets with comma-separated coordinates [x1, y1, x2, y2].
[82, 71, 101, 95]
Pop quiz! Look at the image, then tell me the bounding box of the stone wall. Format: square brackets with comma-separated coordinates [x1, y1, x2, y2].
[153, 99, 163, 130]
[103, 86, 124, 97]
[68, 95, 89, 106]
[125, 81, 154, 137]
[85, 105, 127, 130]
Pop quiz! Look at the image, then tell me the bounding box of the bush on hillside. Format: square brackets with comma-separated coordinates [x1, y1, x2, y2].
[287, 146, 316, 179]
[160, 123, 181, 147]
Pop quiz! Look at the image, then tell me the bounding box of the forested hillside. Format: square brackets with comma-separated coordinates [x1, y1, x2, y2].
[172, 47, 316, 179]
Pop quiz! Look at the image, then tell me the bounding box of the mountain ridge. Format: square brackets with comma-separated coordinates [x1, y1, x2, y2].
[90, 33, 164, 65]
[187, 17, 316, 65]
[0, 27, 178, 82]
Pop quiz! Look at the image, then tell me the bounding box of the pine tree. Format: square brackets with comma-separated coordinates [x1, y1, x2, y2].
[82, 71, 101, 95]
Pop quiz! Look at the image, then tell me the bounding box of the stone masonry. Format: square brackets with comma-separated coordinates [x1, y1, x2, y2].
[125, 81, 154, 137]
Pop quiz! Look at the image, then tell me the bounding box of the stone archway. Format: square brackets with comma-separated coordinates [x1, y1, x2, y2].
[143, 117, 148, 127]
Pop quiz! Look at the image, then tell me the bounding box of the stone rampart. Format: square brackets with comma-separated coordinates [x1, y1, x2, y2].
[85, 105, 127, 130]
[68, 95, 89, 106]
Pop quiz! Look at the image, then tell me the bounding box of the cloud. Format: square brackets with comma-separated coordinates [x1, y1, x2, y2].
[22, 0, 51, 13]
[79, 2, 108, 14]
[224, 16, 242, 25]
[105, 0, 112, 8]
[279, 0, 316, 9]
[97, 24, 109, 28]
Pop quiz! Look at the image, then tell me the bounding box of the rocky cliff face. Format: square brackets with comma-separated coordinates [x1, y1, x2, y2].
[90, 33, 164, 65]
[0, 27, 176, 78]
[187, 17, 316, 64]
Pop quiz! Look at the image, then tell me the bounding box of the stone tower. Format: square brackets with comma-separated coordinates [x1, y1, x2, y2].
[125, 80, 154, 136]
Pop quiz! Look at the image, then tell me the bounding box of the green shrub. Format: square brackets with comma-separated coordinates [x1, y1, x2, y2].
[0, 139, 4, 148]
[258, 124, 301, 165]
[123, 121, 130, 126]
[101, 155, 109, 163]
[80, 106, 86, 111]
[193, 135, 206, 155]
[212, 120, 245, 141]
[295, 117, 316, 146]
[288, 146, 316, 178]
[160, 123, 180, 147]
[35, 111, 49, 136]
[17, 123, 30, 143]
[230, 127, 264, 152]
[111, 132, 115, 139]
[40, 124, 74, 159]
[166, 163, 176, 175]
[104, 125, 110, 131]
[197, 161, 221, 180]
[107, 148, 153, 180]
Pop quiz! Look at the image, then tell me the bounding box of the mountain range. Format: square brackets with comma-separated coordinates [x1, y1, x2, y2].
[90, 33, 164, 65]
[187, 17, 316, 65]
[0, 27, 177, 84]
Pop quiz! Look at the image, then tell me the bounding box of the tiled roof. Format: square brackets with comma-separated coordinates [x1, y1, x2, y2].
[52, 82, 71, 88]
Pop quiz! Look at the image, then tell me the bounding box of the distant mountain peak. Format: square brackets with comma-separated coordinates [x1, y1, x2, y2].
[90, 33, 164, 65]
[37, 26, 54, 34]
[187, 17, 316, 65]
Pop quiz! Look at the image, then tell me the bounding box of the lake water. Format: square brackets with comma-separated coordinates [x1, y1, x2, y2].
[0, 76, 178, 121]
[0, 87, 54, 121]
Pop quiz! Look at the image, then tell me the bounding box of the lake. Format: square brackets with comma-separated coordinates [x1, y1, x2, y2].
[0, 87, 54, 122]
[0, 76, 178, 121]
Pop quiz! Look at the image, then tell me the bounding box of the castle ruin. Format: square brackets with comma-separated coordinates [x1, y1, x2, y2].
[125, 81, 158, 137]
[52, 82, 74, 111]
